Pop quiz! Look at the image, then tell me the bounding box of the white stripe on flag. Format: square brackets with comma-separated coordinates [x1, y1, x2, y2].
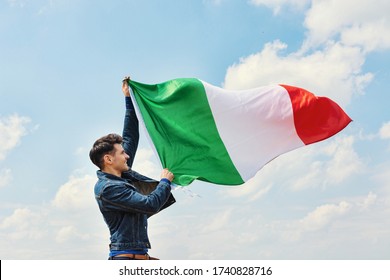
[202, 81, 305, 181]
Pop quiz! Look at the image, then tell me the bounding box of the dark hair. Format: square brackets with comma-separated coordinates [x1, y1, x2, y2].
[89, 133, 123, 169]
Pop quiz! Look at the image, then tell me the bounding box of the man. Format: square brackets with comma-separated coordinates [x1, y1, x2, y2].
[89, 77, 175, 260]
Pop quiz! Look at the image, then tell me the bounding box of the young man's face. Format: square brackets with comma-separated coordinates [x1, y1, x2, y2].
[109, 143, 130, 173]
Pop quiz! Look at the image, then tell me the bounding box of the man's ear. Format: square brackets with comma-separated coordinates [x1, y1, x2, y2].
[103, 154, 112, 165]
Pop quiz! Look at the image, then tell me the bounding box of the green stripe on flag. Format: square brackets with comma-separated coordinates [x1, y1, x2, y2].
[129, 78, 244, 186]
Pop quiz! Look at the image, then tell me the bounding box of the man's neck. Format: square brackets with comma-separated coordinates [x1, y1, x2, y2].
[101, 167, 122, 178]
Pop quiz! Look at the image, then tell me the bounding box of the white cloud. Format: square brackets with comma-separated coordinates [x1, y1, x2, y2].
[299, 201, 351, 232]
[0, 114, 31, 161]
[322, 136, 364, 185]
[0, 207, 46, 240]
[52, 174, 96, 210]
[251, 0, 390, 52]
[372, 163, 390, 197]
[379, 121, 390, 139]
[201, 208, 233, 233]
[151, 188, 390, 259]
[55, 225, 90, 243]
[303, 0, 390, 52]
[1, 208, 35, 230]
[341, 19, 390, 52]
[132, 147, 161, 180]
[277, 191, 383, 242]
[0, 169, 12, 189]
[291, 136, 364, 191]
[224, 40, 372, 105]
[358, 192, 377, 211]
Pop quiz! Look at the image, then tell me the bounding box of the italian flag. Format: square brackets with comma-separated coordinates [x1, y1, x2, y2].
[128, 78, 352, 186]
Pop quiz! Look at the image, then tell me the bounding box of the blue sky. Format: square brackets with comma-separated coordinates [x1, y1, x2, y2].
[1, 0, 390, 259]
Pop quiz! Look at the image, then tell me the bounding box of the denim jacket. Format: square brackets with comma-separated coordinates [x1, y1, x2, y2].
[94, 104, 175, 251]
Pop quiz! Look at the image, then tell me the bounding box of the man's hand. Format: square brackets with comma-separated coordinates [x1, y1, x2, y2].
[160, 168, 174, 182]
[122, 76, 131, 97]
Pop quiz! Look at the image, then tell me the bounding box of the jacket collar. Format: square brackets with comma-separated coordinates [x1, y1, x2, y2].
[97, 170, 126, 181]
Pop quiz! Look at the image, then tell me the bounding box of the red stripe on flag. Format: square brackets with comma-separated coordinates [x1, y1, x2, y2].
[281, 84, 352, 145]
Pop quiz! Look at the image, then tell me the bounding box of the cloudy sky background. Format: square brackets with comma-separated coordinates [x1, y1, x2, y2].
[1, 0, 390, 259]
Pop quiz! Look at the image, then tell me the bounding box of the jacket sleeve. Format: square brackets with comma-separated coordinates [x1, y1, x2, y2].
[100, 179, 172, 215]
[122, 96, 139, 168]
[122, 170, 176, 215]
